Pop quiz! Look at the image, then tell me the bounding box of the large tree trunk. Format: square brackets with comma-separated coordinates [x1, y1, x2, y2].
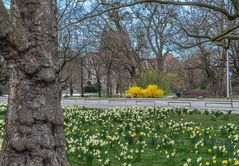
[0, 0, 68, 165]
[156, 53, 164, 72]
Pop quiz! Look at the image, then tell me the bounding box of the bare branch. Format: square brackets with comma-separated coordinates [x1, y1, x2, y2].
[134, 0, 238, 20]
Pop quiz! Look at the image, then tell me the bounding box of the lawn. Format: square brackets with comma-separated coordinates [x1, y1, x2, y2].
[0, 103, 238, 166]
[64, 106, 239, 166]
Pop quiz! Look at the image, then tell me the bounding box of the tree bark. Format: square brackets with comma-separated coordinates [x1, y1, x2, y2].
[80, 58, 84, 97]
[156, 53, 164, 72]
[96, 77, 101, 98]
[106, 71, 112, 97]
[0, 0, 69, 165]
[69, 79, 73, 96]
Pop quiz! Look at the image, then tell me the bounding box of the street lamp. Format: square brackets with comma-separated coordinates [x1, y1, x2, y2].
[226, 41, 233, 108]
[226, 50, 230, 99]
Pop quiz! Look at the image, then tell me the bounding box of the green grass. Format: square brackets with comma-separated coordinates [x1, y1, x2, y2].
[0, 103, 238, 165]
[64, 106, 239, 166]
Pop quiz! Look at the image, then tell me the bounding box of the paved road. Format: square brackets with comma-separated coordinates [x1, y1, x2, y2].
[1, 97, 239, 112]
[61, 98, 239, 112]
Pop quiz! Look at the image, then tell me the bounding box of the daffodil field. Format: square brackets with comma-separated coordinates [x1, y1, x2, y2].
[64, 106, 239, 166]
[0, 103, 239, 166]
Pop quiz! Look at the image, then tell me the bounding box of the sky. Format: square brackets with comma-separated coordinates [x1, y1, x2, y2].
[3, 0, 10, 8]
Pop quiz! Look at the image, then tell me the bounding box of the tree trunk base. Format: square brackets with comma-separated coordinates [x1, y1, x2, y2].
[0, 72, 69, 166]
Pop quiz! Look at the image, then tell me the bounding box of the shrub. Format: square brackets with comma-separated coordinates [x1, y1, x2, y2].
[182, 90, 207, 98]
[134, 70, 168, 90]
[84, 85, 98, 93]
[134, 70, 184, 92]
[143, 84, 164, 98]
[127, 84, 164, 98]
[84, 81, 98, 93]
[127, 86, 143, 98]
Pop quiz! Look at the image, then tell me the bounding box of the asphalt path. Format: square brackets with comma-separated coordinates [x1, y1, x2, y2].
[61, 98, 239, 112]
[1, 97, 239, 112]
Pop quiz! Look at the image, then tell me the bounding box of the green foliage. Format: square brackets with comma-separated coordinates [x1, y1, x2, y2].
[134, 70, 183, 92]
[84, 85, 98, 93]
[0, 103, 7, 116]
[84, 81, 98, 93]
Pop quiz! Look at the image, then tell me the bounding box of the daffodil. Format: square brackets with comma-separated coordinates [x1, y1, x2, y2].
[205, 161, 210, 166]
[234, 160, 239, 166]
[222, 160, 228, 165]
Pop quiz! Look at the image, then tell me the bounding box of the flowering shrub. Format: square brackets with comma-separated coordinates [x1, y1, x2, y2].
[127, 84, 164, 98]
[142, 84, 164, 98]
[127, 86, 143, 98]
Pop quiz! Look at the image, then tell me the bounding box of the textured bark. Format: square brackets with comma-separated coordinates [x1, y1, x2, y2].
[69, 80, 73, 96]
[96, 77, 101, 98]
[79, 58, 84, 97]
[0, 0, 69, 165]
[106, 71, 112, 98]
[156, 53, 164, 72]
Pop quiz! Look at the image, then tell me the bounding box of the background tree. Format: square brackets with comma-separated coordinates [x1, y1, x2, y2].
[84, 52, 104, 97]
[132, 4, 177, 71]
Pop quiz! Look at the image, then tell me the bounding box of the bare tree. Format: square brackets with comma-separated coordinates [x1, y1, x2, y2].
[132, 4, 176, 71]
[84, 52, 104, 97]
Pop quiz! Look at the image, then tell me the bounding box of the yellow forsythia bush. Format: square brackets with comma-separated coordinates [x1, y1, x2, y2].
[127, 86, 143, 98]
[127, 84, 164, 98]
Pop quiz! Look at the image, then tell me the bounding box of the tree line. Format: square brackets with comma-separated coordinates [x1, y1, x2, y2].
[57, 0, 239, 97]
